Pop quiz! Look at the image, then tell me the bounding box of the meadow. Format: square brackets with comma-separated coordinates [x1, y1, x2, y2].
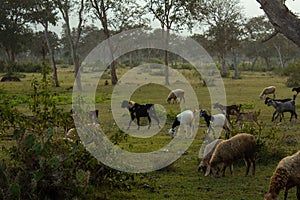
[1, 66, 300, 199]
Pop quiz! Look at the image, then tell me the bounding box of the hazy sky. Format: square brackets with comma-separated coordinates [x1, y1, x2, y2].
[241, 0, 300, 17]
[45, 0, 300, 36]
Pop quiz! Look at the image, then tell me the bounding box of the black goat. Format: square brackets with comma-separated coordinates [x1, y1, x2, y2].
[292, 86, 300, 95]
[264, 97, 292, 122]
[265, 95, 297, 122]
[121, 100, 160, 130]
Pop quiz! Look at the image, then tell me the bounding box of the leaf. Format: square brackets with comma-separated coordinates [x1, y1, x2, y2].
[33, 169, 44, 182]
[9, 183, 20, 199]
[24, 134, 35, 148]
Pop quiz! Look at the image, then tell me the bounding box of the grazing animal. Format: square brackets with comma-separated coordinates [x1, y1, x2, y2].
[264, 97, 292, 122]
[264, 151, 300, 200]
[205, 133, 256, 177]
[199, 109, 230, 139]
[292, 86, 300, 95]
[198, 139, 223, 174]
[121, 100, 160, 130]
[265, 95, 297, 122]
[168, 110, 195, 138]
[213, 103, 241, 125]
[260, 86, 276, 100]
[167, 89, 185, 104]
[235, 111, 261, 129]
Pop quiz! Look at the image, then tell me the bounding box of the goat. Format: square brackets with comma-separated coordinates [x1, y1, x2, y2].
[264, 97, 292, 122]
[213, 103, 241, 125]
[168, 110, 195, 138]
[199, 109, 230, 139]
[167, 89, 185, 104]
[121, 100, 160, 130]
[265, 95, 297, 122]
[236, 111, 261, 129]
[259, 86, 276, 100]
[292, 86, 300, 95]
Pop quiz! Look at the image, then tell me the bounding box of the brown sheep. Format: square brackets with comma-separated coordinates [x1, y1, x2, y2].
[259, 86, 276, 100]
[205, 133, 256, 177]
[198, 139, 223, 174]
[167, 89, 185, 104]
[264, 151, 300, 200]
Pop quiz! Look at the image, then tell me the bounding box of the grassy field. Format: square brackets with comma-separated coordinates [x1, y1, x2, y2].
[1, 66, 300, 199]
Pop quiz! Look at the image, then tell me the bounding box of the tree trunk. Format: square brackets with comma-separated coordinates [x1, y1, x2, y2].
[44, 25, 59, 87]
[163, 29, 170, 86]
[257, 0, 300, 48]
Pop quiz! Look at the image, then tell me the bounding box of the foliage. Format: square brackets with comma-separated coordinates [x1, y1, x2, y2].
[281, 61, 300, 87]
[0, 78, 133, 199]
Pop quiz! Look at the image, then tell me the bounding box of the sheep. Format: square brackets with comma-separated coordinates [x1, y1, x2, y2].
[292, 86, 300, 95]
[121, 100, 160, 130]
[265, 95, 297, 122]
[235, 111, 261, 129]
[198, 139, 223, 174]
[167, 89, 185, 104]
[260, 86, 276, 100]
[213, 103, 241, 125]
[205, 133, 256, 177]
[168, 110, 195, 138]
[264, 151, 300, 200]
[199, 109, 230, 139]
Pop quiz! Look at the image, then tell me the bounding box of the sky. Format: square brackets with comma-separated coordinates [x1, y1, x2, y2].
[44, 0, 300, 36]
[241, 0, 300, 17]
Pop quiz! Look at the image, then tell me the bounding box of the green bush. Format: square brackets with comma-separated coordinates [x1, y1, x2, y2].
[281, 61, 300, 87]
[0, 78, 133, 199]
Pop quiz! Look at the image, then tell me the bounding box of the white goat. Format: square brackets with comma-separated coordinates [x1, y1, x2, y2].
[167, 89, 185, 104]
[199, 109, 230, 139]
[168, 110, 195, 138]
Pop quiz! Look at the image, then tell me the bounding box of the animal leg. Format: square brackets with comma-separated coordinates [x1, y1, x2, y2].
[296, 186, 300, 200]
[137, 117, 141, 130]
[221, 164, 227, 177]
[147, 116, 151, 129]
[244, 158, 251, 176]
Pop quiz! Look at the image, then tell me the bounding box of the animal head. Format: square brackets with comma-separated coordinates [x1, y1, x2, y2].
[199, 109, 207, 117]
[265, 98, 273, 106]
[264, 97, 272, 105]
[169, 128, 176, 138]
[198, 161, 207, 174]
[121, 100, 135, 109]
[204, 164, 219, 177]
[264, 193, 279, 200]
[167, 97, 172, 104]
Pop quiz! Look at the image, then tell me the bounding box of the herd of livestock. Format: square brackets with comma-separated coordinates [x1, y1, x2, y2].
[118, 86, 300, 200]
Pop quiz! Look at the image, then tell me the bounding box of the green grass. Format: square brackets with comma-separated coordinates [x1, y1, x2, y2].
[1, 67, 300, 199]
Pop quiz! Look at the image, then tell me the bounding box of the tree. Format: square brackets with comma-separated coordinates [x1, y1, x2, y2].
[55, 0, 87, 90]
[257, 0, 300, 48]
[0, 0, 33, 62]
[28, 0, 60, 87]
[145, 0, 200, 85]
[200, 0, 245, 73]
[89, 0, 148, 85]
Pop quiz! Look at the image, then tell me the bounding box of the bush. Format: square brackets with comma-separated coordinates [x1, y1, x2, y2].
[281, 61, 300, 87]
[0, 78, 133, 199]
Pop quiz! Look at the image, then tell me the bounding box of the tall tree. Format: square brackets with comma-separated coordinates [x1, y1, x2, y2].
[55, 0, 87, 90]
[145, 0, 200, 85]
[200, 0, 244, 73]
[29, 0, 60, 87]
[89, 0, 148, 85]
[256, 0, 300, 48]
[0, 0, 33, 62]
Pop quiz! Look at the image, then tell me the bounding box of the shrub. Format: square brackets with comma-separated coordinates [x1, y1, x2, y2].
[281, 61, 300, 87]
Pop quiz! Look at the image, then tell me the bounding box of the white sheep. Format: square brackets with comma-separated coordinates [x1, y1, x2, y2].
[259, 86, 276, 100]
[168, 110, 195, 138]
[205, 133, 256, 177]
[167, 89, 185, 104]
[264, 151, 300, 200]
[198, 139, 223, 174]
